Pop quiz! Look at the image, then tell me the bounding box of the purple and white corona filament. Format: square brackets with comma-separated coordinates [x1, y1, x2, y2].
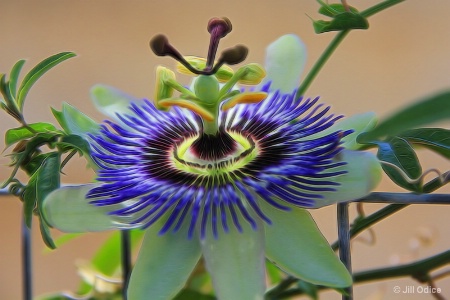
[87, 84, 351, 239]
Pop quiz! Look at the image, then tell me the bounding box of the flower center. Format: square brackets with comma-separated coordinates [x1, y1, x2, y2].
[171, 131, 258, 177]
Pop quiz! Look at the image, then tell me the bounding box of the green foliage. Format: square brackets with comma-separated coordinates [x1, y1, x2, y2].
[52, 103, 100, 137]
[0, 53, 76, 124]
[358, 90, 450, 143]
[312, 1, 369, 34]
[355, 90, 450, 192]
[376, 138, 422, 192]
[5, 122, 59, 147]
[16, 52, 76, 112]
[297, 280, 318, 300]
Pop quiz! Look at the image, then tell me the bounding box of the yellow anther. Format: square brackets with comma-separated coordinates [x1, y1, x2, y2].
[237, 63, 266, 85]
[221, 92, 268, 111]
[154, 66, 176, 109]
[158, 99, 215, 121]
[176, 56, 234, 82]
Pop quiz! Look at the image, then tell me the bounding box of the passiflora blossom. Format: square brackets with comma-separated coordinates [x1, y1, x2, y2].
[43, 18, 381, 300]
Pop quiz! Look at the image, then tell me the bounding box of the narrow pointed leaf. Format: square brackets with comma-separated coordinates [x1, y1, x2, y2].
[264, 205, 352, 287]
[9, 59, 26, 97]
[128, 223, 201, 300]
[377, 138, 422, 192]
[400, 128, 450, 158]
[17, 52, 76, 111]
[358, 90, 450, 143]
[318, 3, 359, 17]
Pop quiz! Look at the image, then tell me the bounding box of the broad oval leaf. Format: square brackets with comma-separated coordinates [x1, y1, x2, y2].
[5, 122, 58, 147]
[17, 52, 76, 112]
[60, 102, 100, 137]
[376, 137, 422, 192]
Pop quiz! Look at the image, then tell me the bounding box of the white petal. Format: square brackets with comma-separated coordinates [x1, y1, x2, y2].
[260, 34, 306, 93]
[128, 224, 201, 300]
[200, 218, 266, 300]
[42, 185, 127, 232]
[313, 150, 382, 207]
[264, 206, 352, 287]
[90, 84, 140, 122]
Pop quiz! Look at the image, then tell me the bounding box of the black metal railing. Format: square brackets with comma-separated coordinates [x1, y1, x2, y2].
[1, 187, 448, 300]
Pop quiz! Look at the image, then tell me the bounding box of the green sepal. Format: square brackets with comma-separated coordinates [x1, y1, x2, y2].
[399, 128, 450, 159]
[17, 52, 76, 112]
[376, 137, 422, 192]
[264, 205, 352, 288]
[358, 90, 450, 143]
[313, 12, 369, 34]
[5, 122, 59, 147]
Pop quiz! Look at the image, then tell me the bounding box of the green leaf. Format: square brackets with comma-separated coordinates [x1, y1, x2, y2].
[57, 134, 91, 155]
[358, 90, 450, 143]
[1, 74, 20, 116]
[78, 230, 145, 295]
[5, 122, 58, 147]
[266, 259, 283, 284]
[16, 52, 76, 112]
[59, 103, 100, 136]
[297, 280, 318, 300]
[400, 128, 450, 158]
[174, 289, 216, 300]
[376, 137, 422, 192]
[313, 12, 369, 34]
[22, 172, 38, 228]
[9, 59, 26, 97]
[318, 3, 359, 17]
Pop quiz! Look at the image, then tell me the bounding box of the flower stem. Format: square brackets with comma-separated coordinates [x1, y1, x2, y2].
[296, 0, 406, 98]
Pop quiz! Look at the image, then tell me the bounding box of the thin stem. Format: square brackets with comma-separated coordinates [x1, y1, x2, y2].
[22, 215, 32, 300]
[337, 202, 353, 300]
[121, 230, 132, 300]
[296, 0, 406, 98]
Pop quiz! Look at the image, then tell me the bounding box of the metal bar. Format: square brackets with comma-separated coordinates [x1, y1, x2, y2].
[121, 230, 132, 300]
[337, 202, 353, 300]
[0, 188, 10, 195]
[22, 216, 32, 300]
[358, 192, 450, 204]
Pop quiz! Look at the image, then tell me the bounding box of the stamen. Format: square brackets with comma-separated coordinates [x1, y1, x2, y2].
[206, 17, 232, 71]
[211, 45, 248, 74]
[150, 34, 202, 75]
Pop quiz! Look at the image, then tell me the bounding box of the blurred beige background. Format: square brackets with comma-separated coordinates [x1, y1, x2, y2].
[1, 0, 450, 299]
